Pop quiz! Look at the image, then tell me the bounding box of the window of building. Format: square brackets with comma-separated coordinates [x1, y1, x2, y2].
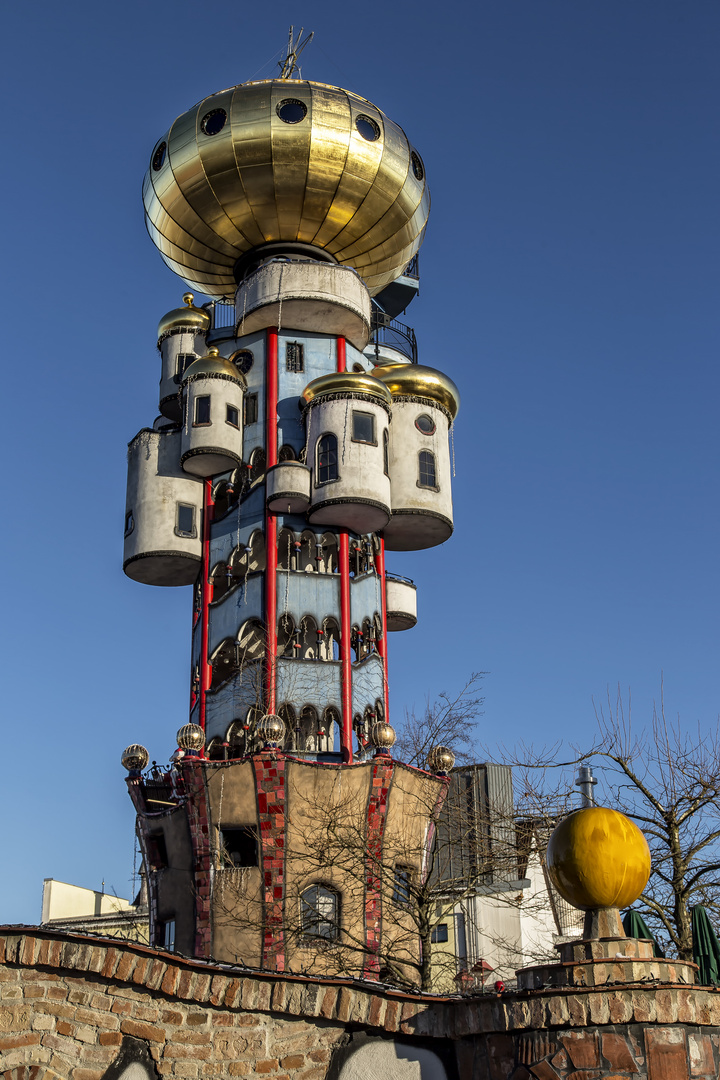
[174, 354, 195, 384]
[352, 411, 375, 444]
[226, 404, 239, 428]
[277, 99, 307, 124]
[393, 866, 412, 906]
[301, 885, 339, 940]
[162, 919, 176, 952]
[415, 413, 436, 435]
[356, 114, 381, 141]
[201, 108, 227, 136]
[124, 510, 134, 537]
[317, 434, 339, 484]
[194, 395, 211, 425]
[175, 503, 196, 538]
[278, 444, 296, 462]
[152, 142, 166, 171]
[220, 826, 259, 868]
[431, 923, 448, 944]
[230, 349, 254, 374]
[286, 342, 304, 372]
[244, 394, 258, 425]
[383, 429, 389, 475]
[418, 450, 437, 489]
[146, 832, 168, 870]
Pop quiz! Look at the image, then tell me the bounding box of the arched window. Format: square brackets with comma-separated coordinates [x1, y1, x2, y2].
[249, 448, 266, 483]
[277, 613, 295, 658]
[277, 527, 295, 571]
[206, 737, 225, 761]
[383, 428, 389, 475]
[317, 434, 338, 484]
[322, 618, 340, 661]
[319, 532, 339, 574]
[210, 638, 240, 690]
[323, 708, 340, 751]
[298, 616, 318, 660]
[237, 619, 265, 664]
[226, 719, 248, 759]
[213, 476, 240, 518]
[278, 444, 296, 462]
[299, 705, 319, 751]
[210, 561, 233, 603]
[301, 884, 339, 940]
[299, 530, 317, 573]
[418, 450, 437, 489]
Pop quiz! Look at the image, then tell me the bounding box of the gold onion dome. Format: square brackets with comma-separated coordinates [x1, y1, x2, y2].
[157, 293, 210, 340]
[301, 371, 393, 407]
[143, 79, 429, 300]
[183, 347, 245, 383]
[372, 363, 460, 419]
[545, 806, 651, 911]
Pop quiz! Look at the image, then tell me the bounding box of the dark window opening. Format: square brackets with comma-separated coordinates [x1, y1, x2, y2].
[356, 114, 381, 141]
[160, 919, 175, 951]
[220, 826, 259, 868]
[411, 150, 424, 181]
[352, 411, 375, 444]
[431, 923, 449, 944]
[278, 444, 296, 462]
[383, 429, 389, 475]
[286, 342, 304, 372]
[244, 394, 258, 425]
[415, 413, 436, 435]
[174, 353, 195, 384]
[352, 363, 364, 373]
[201, 109, 227, 136]
[317, 434, 339, 484]
[226, 404, 239, 428]
[194, 395, 211, 425]
[176, 503, 196, 538]
[249, 448, 266, 483]
[277, 99, 307, 124]
[301, 885, 339, 940]
[124, 510, 134, 537]
[393, 866, 412, 906]
[418, 450, 437, 489]
[146, 832, 168, 870]
[152, 142, 167, 171]
[230, 349, 253, 374]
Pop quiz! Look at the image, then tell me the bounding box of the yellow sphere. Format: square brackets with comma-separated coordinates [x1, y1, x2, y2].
[143, 79, 429, 299]
[546, 807, 651, 911]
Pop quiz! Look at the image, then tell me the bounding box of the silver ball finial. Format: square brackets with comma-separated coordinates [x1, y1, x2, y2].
[256, 713, 285, 748]
[176, 724, 206, 752]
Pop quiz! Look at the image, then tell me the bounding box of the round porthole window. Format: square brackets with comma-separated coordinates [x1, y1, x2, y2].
[411, 151, 424, 181]
[230, 349, 254, 374]
[201, 109, 227, 136]
[277, 99, 307, 124]
[152, 142, 167, 171]
[356, 114, 381, 141]
[415, 414, 435, 435]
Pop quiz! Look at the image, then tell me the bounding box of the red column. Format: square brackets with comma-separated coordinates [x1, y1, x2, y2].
[375, 537, 390, 724]
[198, 479, 215, 750]
[339, 530, 353, 763]
[336, 335, 346, 373]
[265, 328, 279, 715]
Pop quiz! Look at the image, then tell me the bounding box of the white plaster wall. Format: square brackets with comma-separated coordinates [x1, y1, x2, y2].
[384, 400, 453, 550]
[159, 330, 205, 418]
[338, 1041, 447, 1080]
[464, 892, 525, 984]
[181, 375, 244, 476]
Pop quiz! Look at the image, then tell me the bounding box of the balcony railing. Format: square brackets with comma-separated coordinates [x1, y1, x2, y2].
[207, 300, 236, 331]
[369, 312, 418, 364]
[385, 572, 415, 587]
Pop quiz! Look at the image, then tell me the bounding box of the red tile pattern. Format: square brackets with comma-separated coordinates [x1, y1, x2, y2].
[180, 760, 213, 958]
[254, 753, 287, 971]
[363, 758, 394, 979]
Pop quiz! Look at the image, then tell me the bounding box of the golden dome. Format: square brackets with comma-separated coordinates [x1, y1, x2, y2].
[143, 79, 429, 300]
[372, 363, 460, 419]
[183, 347, 245, 383]
[546, 807, 651, 911]
[301, 371, 393, 407]
[157, 293, 210, 340]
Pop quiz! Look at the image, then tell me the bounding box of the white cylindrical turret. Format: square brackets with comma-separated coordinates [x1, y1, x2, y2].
[124, 428, 203, 586]
[385, 574, 417, 631]
[266, 462, 311, 514]
[372, 364, 460, 550]
[302, 373, 392, 534]
[157, 294, 209, 420]
[180, 349, 245, 478]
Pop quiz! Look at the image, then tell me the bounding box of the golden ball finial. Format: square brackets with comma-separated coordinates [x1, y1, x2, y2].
[121, 744, 149, 772]
[370, 721, 396, 753]
[183, 292, 194, 307]
[546, 807, 651, 911]
[176, 724, 206, 752]
[427, 745, 455, 774]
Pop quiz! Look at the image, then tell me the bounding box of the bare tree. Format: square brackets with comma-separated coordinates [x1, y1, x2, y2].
[395, 672, 485, 768]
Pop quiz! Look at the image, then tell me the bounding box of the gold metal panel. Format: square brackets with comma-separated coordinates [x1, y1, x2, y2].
[143, 78, 430, 298]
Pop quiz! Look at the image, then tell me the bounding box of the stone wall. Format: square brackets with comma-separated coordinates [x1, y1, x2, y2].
[3, 929, 720, 1080]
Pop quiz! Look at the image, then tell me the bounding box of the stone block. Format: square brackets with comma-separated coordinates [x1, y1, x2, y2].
[645, 1027, 689, 1080]
[561, 1032, 601, 1069]
[602, 1032, 639, 1073]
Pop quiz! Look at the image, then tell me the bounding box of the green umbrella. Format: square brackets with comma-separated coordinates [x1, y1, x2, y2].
[622, 909, 663, 957]
[691, 905, 720, 986]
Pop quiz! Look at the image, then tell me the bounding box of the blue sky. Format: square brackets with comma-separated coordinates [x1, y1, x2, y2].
[1, 1, 718, 922]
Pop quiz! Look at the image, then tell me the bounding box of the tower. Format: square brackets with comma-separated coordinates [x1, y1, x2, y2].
[122, 73, 460, 982]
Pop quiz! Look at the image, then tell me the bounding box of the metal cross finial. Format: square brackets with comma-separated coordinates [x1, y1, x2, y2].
[576, 763, 598, 807]
[278, 26, 314, 80]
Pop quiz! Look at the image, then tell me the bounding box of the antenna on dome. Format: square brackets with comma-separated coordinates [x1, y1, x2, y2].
[278, 25, 314, 80]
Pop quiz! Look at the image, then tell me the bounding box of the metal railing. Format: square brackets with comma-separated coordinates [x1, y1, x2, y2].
[402, 253, 419, 279]
[207, 300, 236, 331]
[385, 572, 416, 587]
[369, 312, 418, 364]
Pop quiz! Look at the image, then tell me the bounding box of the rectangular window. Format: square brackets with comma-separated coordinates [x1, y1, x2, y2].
[220, 826, 259, 868]
[393, 866, 412, 906]
[174, 353, 195, 384]
[175, 503, 196, 538]
[352, 411, 376, 444]
[194, 395, 211, 425]
[124, 510, 134, 537]
[226, 403, 239, 428]
[244, 394, 258, 425]
[286, 342, 304, 372]
[162, 919, 176, 952]
[431, 923, 449, 944]
[146, 832, 168, 870]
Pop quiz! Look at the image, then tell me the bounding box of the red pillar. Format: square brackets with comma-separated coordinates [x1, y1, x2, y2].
[198, 478, 215, 751]
[339, 530, 353, 762]
[375, 537, 390, 724]
[265, 328, 279, 715]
